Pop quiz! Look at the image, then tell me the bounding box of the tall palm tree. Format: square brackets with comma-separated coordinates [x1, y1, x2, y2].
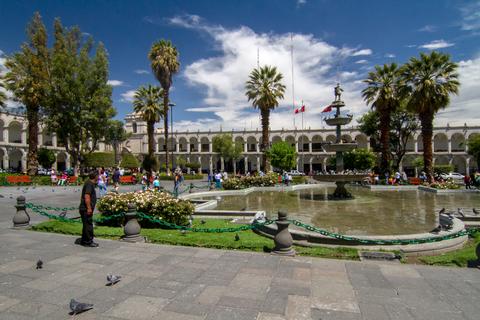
[245, 65, 286, 171]
[401, 51, 459, 182]
[0, 77, 7, 107]
[362, 63, 402, 175]
[133, 85, 163, 157]
[148, 40, 180, 174]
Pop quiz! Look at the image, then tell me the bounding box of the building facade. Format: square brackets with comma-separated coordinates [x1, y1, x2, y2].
[123, 113, 480, 176]
[0, 111, 111, 172]
[1, 110, 479, 175]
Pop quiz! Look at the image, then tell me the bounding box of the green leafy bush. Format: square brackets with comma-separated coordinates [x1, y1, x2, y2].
[223, 173, 279, 190]
[429, 178, 461, 189]
[97, 190, 194, 227]
[142, 154, 159, 172]
[38, 148, 56, 169]
[157, 174, 204, 180]
[120, 153, 139, 169]
[84, 152, 115, 168]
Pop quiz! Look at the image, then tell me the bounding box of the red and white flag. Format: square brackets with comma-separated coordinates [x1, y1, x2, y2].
[294, 108, 299, 114]
[321, 105, 332, 113]
[300, 105, 306, 112]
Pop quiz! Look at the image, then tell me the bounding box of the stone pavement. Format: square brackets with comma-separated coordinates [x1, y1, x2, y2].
[0, 186, 479, 319]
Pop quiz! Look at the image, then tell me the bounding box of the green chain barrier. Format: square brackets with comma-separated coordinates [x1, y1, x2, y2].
[26, 203, 124, 224]
[137, 212, 274, 233]
[289, 219, 476, 245]
[26, 203, 77, 211]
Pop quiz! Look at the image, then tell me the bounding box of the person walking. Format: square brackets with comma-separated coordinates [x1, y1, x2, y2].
[464, 175, 471, 189]
[98, 169, 107, 197]
[79, 171, 98, 247]
[113, 167, 121, 191]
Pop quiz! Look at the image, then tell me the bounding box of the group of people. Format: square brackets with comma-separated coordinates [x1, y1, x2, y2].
[50, 169, 70, 186]
[464, 172, 480, 189]
[208, 171, 228, 189]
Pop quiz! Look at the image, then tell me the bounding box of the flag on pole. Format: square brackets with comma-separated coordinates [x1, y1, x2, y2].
[294, 108, 299, 114]
[321, 105, 332, 113]
[300, 105, 305, 112]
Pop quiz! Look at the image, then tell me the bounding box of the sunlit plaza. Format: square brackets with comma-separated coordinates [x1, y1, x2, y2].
[1, 1, 480, 319]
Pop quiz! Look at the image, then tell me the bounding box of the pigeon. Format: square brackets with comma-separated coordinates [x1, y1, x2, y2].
[431, 225, 442, 233]
[240, 207, 246, 212]
[439, 214, 453, 230]
[457, 208, 465, 218]
[473, 208, 479, 215]
[439, 208, 445, 214]
[36, 259, 43, 269]
[200, 219, 206, 225]
[235, 233, 240, 241]
[106, 274, 121, 286]
[69, 299, 93, 315]
[59, 211, 67, 218]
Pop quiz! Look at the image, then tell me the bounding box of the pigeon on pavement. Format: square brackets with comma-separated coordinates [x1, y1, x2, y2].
[106, 274, 121, 286]
[457, 208, 465, 218]
[439, 208, 445, 214]
[36, 259, 43, 269]
[59, 211, 67, 218]
[69, 299, 93, 315]
[473, 208, 479, 215]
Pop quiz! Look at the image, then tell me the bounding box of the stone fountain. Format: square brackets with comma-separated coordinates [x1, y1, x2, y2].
[313, 83, 368, 199]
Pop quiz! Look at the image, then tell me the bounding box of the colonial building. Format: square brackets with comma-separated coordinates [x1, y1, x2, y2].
[1, 110, 479, 175]
[123, 112, 480, 176]
[0, 111, 111, 172]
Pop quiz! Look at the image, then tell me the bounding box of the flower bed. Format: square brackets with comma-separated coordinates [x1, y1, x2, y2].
[97, 190, 194, 227]
[429, 178, 461, 190]
[223, 173, 279, 190]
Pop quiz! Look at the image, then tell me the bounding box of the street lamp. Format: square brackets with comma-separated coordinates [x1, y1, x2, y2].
[169, 103, 176, 171]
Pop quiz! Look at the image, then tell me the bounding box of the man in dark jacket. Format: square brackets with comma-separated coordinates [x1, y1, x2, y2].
[79, 171, 98, 247]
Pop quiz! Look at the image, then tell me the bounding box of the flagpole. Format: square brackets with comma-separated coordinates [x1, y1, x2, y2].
[290, 33, 295, 129]
[301, 100, 304, 173]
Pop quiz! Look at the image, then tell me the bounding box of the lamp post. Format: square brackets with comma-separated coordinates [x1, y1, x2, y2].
[169, 103, 176, 171]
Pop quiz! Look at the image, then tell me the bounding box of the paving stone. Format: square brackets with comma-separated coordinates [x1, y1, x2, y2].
[217, 296, 263, 311]
[163, 300, 213, 316]
[155, 310, 206, 320]
[256, 312, 286, 320]
[261, 290, 288, 314]
[285, 295, 311, 320]
[0, 274, 35, 289]
[231, 273, 272, 290]
[6, 301, 59, 318]
[358, 302, 391, 320]
[270, 278, 311, 296]
[105, 295, 169, 319]
[311, 308, 362, 320]
[379, 264, 421, 279]
[0, 295, 20, 312]
[311, 297, 360, 314]
[196, 285, 227, 304]
[408, 307, 466, 320]
[205, 306, 258, 320]
[224, 286, 268, 301]
[384, 304, 415, 320]
[0, 259, 34, 274]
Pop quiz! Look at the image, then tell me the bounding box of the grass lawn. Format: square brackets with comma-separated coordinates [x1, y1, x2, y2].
[31, 218, 359, 260]
[416, 231, 480, 267]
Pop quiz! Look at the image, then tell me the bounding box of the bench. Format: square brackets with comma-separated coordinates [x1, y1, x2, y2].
[6, 175, 32, 185]
[119, 176, 136, 184]
[67, 176, 78, 185]
[408, 177, 421, 185]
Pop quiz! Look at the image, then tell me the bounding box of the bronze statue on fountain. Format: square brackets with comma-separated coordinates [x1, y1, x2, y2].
[313, 83, 368, 200]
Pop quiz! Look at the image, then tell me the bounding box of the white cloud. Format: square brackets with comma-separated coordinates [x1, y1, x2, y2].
[107, 80, 124, 87]
[405, 44, 416, 48]
[459, 1, 480, 31]
[436, 56, 480, 126]
[297, 0, 306, 6]
[418, 25, 436, 32]
[351, 49, 372, 56]
[135, 69, 150, 74]
[385, 53, 396, 58]
[168, 15, 367, 131]
[419, 39, 454, 50]
[355, 60, 368, 64]
[120, 90, 136, 102]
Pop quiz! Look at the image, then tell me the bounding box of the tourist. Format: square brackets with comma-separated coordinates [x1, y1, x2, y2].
[395, 171, 401, 183]
[98, 169, 107, 197]
[464, 175, 471, 189]
[214, 171, 222, 189]
[222, 171, 228, 181]
[401, 171, 408, 183]
[419, 171, 427, 183]
[50, 169, 57, 186]
[79, 171, 98, 247]
[112, 167, 120, 191]
[141, 173, 148, 191]
[153, 176, 160, 191]
[58, 171, 68, 186]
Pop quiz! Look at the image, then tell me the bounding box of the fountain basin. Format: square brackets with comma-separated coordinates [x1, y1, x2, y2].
[325, 117, 353, 126]
[313, 174, 368, 183]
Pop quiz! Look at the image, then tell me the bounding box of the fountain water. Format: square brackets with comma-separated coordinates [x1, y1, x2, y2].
[313, 84, 368, 199]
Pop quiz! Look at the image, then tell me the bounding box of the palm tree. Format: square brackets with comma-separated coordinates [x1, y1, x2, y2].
[362, 63, 402, 175]
[401, 51, 459, 182]
[0, 77, 7, 107]
[148, 40, 180, 174]
[133, 85, 163, 157]
[245, 65, 286, 171]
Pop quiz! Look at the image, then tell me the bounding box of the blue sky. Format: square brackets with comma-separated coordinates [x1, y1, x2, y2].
[1, 0, 479, 131]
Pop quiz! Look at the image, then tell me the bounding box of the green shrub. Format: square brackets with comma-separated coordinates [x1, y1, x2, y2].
[157, 174, 203, 180]
[38, 148, 56, 169]
[142, 154, 159, 172]
[120, 153, 139, 169]
[292, 176, 307, 184]
[97, 190, 194, 227]
[223, 173, 279, 190]
[84, 152, 115, 168]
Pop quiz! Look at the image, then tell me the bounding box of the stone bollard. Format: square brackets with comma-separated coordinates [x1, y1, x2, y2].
[13, 196, 30, 229]
[272, 210, 295, 256]
[122, 203, 144, 243]
[189, 183, 194, 193]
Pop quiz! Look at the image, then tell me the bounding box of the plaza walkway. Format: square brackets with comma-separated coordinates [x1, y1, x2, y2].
[0, 186, 479, 319]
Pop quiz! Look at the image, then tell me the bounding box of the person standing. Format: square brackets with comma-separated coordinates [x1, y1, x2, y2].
[464, 175, 471, 189]
[113, 167, 121, 191]
[79, 171, 98, 247]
